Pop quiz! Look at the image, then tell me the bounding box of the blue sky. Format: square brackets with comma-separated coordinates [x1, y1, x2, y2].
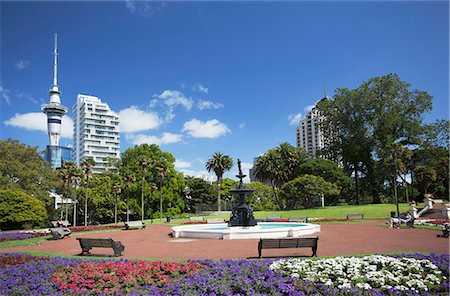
[1, 1, 448, 181]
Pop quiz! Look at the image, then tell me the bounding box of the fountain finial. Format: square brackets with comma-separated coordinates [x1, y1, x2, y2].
[236, 159, 246, 187]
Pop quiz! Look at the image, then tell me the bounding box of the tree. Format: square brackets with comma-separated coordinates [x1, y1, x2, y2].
[414, 165, 437, 195]
[280, 175, 340, 209]
[246, 182, 278, 211]
[0, 139, 57, 219]
[0, 189, 47, 229]
[123, 173, 135, 223]
[155, 160, 170, 220]
[81, 158, 96, 226]
[120, 144, 184, 218]
[298, 158, 352, 204]
[112, 181, 121, 224]
[205, 152, 234, 212]
[184, 176, 216, 212]
[137, 155, 151, 222]
[253, 143, 309, 209]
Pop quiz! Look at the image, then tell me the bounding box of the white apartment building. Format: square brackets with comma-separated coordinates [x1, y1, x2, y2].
[73, 94, 120, 173]
[296, 106, 324, 157]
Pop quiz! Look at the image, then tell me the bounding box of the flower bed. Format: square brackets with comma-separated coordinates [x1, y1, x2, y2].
[68, 225, 123, 233]
[270, 254, 448, 294]
[0, 253, 448, 295]
[0, 232, 48, 243]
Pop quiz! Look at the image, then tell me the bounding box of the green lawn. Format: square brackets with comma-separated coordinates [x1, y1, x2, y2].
[151, 203, 410, 225]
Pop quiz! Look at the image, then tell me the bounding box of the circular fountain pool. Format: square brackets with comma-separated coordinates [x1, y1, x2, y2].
[171, 222, 320, 240]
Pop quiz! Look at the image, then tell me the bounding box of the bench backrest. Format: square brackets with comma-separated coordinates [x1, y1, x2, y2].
[288, 217, 308, 223]
[259, 237, 318, 249]
[267, 214, 282, 220]
[125, 221, 143, 227]
[77, 238, 114, 248]
[207, 218, 225, 224]
[347, 213, 364, 219]
[189, 216, 204, 222]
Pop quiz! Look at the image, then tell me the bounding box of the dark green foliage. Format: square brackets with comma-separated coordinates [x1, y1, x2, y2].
[280, 175, 340, 209]
[253, 143, 309, 209]
[205, 152, 233, 211]
[120, 144, 185, 218]
[0, 139, 57, 218]
[184, 176, 216, 212]
[246, 182, 278, 211]
[0, 189, 47, 229]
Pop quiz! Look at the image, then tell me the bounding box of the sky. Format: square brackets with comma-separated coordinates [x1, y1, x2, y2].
[1, 1, 449, 182]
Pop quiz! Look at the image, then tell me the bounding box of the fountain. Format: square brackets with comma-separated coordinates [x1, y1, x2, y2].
[171, 159, 320, 239]
[228, 159, 257, 227]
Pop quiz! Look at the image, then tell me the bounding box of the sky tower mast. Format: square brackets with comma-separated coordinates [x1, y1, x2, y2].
[41, 33, 67, 147]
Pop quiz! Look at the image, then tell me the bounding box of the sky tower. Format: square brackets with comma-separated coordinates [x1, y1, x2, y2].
[42, 34, 71, 169]
[42, 33, 67, 147]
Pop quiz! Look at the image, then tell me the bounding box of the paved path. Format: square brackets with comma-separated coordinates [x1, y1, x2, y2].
[3, 220, 449, 259]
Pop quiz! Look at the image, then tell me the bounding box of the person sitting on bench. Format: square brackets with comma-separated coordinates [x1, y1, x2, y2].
[390, 212, 413, 228]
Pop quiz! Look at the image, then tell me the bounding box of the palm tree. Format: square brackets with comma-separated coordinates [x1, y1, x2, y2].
[71, 170, 82, 227]
[123, 173, 135, 223]
[205, 152, 233, 212]
[81, 158, 96, 226]
[58, 166, 71, 220]
[113, 182, 121, 224]
[137, 156, 151, 222]
[156, 161, 169, 221]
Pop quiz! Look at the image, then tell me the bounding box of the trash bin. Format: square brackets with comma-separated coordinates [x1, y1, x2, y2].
[390, 211, 396, 218]
[166, 216, 171, 223]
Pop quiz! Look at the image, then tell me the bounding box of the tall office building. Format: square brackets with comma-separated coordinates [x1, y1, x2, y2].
[41, 34, 72, 169]
[296, 105, 324, 157]
[73, 94, 120, 173]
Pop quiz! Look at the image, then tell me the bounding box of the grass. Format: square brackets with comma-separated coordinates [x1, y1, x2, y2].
[152, 203, 411, 225]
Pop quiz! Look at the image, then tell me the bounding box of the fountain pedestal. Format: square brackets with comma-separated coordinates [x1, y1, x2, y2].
[228, 159, 257, 227]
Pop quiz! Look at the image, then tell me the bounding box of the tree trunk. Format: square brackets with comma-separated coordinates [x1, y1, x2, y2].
[126, 188, 130, 223]
[160, 179, 163, 221]
[85, 178, 88, 226]
[114, 199, 117, 224]
[141, 173, 145, 223]
[354, 163, 359, 203]
[217, 177, 222, 212]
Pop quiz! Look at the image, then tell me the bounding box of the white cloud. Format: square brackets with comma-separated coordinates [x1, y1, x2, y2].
[305, 104, 315, 112]
[192, 83, 208, 94]
[288, 113, 302, 126]
[119, 106, 161, 133]
[128, 132, 183, 146]
[175, 159, 192, 169]
[238, 122, 246, 128]
[16, 91, 38, 105]
[0, 85, 11, 105]
[197, 100, 224, 110]
[182, 119, 230, 138]
[4, 112, 73, 139]
[154, 90, 193, 110]
[179, 169, 215, 182]
[16, 60, 30, 70]
[125, 0, 165, 16]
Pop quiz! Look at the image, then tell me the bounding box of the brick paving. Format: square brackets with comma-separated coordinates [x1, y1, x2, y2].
[3, 220, 449, 259]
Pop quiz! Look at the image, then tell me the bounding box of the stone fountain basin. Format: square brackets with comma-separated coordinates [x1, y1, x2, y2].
[171, 222, 320, 240]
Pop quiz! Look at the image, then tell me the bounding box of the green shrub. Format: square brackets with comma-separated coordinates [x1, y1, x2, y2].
[0, 189, 47, 230]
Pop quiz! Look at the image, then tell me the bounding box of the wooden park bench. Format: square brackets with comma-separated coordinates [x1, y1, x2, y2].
[267, 214, 282, 221]
[189, 216, 205, 222]
[76, 238, 125, 257]
[206, 218, 225, 224]
[346, 213, 364, 219]
[51, 220, 71, 228]
[288, 217, 308, 223]
[258, 237, 319, 258]
[49, 227, 71, 240]
[124, 220, 145, 230]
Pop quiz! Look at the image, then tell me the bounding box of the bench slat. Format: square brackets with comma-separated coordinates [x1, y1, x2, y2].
[77, 238, 124, 257]
[258, 237, 318, 258]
